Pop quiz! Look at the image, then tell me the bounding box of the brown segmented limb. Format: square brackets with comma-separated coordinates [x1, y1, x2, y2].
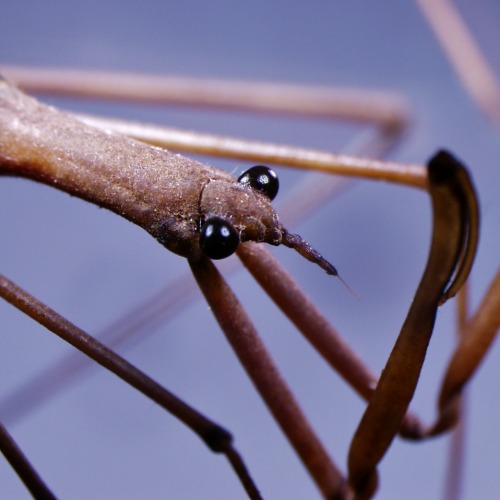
[3, 65, 408, 130]
[443, 285, 469, 500]
[0, 421, 56, 500]
[189, 255, 347, 500]
[237, 242, 426, 441]
[347, 151, 479, 499]
[0, 273, 201, 425]
[238, 243, 375, 396]
[427, 269, 500, 437]
[0, 274, 261, 500]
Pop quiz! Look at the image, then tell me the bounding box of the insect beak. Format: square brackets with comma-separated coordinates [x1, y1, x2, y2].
[280, 229, 339, 276]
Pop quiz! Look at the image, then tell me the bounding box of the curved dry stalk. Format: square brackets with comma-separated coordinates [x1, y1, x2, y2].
[0, 274, 261, 499]
[438, 165, 480, 304]
[347, 151, 479, 499]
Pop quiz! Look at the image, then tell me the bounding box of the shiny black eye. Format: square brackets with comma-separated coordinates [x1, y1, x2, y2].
[199, 217, 240, 259]
[237, 165, 279, 201]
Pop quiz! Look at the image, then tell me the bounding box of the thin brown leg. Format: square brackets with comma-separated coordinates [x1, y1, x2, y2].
[0, 274, 261, 499]
[238, 243, 377, 402]
[444, 409, 466, 500]
[237, 243, 427, 439]
[0, 273, 199, 425]
[347, 151, 478, 499]
[3, 66, 408, 130]
[189, 255, 347, 500]
[443, 284, 469, 500]
[427, 269, 500, 436]
[0, 421, 56, 499]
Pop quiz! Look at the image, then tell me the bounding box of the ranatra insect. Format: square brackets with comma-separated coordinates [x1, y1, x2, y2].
[1, 63, 495, 499]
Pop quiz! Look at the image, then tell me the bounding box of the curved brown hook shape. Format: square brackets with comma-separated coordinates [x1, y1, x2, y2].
[347, 151, 480, 499]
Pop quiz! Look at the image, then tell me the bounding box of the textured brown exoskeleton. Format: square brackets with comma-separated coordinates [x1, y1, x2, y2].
[0, 78, 336, 273]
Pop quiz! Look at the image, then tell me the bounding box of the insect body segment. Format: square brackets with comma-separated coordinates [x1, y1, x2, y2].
[198, 165, 339, 277]
[199, 166, 280, 259]
[198, 167, 283, 256]
[0, 81, 337, 276]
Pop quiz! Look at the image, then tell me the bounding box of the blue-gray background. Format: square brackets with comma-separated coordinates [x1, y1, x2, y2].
[1, 1, 499, 499]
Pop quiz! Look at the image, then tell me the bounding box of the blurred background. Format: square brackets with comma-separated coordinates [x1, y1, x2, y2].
[1, 1, 499, 498]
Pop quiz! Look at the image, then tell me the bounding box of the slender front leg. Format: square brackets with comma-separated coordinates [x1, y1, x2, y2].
[0, 422, 56, 499]
[189, 255, 347, 499]
[0, 274, 260, 499]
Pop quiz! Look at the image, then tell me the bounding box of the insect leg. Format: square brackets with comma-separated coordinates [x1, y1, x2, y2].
[0, 274, 261, 499]
[189, 255, 348, 499]
[0, 421, 56, 499]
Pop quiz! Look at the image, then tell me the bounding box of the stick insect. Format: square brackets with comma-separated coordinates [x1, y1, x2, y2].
[0, 1, 498, 498]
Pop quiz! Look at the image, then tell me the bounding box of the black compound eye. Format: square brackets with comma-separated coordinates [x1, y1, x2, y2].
[237, 165, 279, 201]
[199, 217, 240, 260]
